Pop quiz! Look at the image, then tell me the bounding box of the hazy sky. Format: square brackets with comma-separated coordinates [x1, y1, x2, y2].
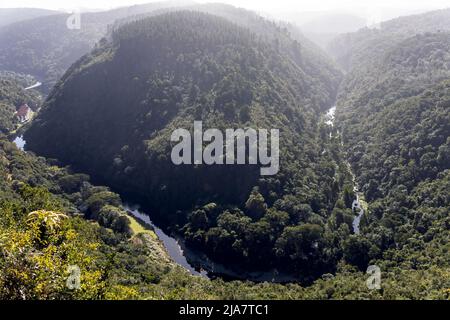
[0, 0, 449, 21]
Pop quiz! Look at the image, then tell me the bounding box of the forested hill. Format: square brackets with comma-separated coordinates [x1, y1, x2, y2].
[5, 6, 450, 299]
[333, 9, 450, 290]
[192, 3, 344, 109]
[0, 2, 192, 93]
[327, 8, 450, 72]
[111, 3, 343, 110]
[2, 134, 447, 299]
[26, 11, 348, 281]
[0, 2, 340, 100]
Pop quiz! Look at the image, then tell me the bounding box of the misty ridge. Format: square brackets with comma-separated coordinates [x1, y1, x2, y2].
[0, 1, 448, 302]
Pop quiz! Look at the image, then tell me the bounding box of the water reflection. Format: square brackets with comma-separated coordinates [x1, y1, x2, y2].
[124, 204, 208, 278]
[13, 135, 26, 151]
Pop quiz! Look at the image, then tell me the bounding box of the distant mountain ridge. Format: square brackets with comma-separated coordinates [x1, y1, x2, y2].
[0, 8, 60, 28]
[0, 1, 194, 93]
[12, 5, 450, 298]
[327, 8, 450, 71]
[300, 14, 366, 34]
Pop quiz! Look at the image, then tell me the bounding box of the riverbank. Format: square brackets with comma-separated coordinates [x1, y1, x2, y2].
[124, 203, 302, 283]
[323, 104, 368, 234]
[10, 104, 367, 285]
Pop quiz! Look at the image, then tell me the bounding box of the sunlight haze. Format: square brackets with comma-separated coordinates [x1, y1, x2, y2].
[1, 0, 449, 19]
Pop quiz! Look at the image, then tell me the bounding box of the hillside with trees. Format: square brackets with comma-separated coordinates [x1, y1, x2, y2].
[327, 8, 450, 72]
[0, 2, 192, 93]
[25, 11, 351, 282]
[332, 10, 450, 297]
[0, 4, 448, 300]
[1, 133, 448, 299]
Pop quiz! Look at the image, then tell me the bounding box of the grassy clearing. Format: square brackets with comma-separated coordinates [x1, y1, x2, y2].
[126, 215, 157, 239]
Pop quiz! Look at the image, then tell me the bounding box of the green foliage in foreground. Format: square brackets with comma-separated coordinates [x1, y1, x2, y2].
[23, 10, 450, 294]
[2, 7, 448, 299]
[26, 11, 348, 281]
[1, 136, 449, 299]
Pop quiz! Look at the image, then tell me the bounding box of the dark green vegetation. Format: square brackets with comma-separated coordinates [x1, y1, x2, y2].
[1, 4, 448, 299]
[26, 11, 350, 282]
[112, 3, 343, 108]
[0, 2, 340, 97]
[0, 2, 192, 93]
[1, 135, 448, 299]
[332, 8, 450, 297]
[295, 13, 367, 50]
[0, 73, 41, 134]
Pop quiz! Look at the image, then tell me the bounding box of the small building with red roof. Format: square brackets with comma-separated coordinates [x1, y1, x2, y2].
[16, 104, 31, 123]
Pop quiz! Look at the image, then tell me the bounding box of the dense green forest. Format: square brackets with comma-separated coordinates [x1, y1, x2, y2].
[111, 3, 343, 108]
[26, 11, 351, 282]
[0, 4, 448, 300]
[327, 8, 450, 72]
[0, 2, 191, 93]
[1, 135, 448, 299]
[0, 2, 339, 97]
[331, 8, 450, 300]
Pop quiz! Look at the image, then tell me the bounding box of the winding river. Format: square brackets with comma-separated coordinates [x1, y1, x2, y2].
[123, 204, 208, 278]
[11, 135, 292, 281]
[11, 104, 364, 280]
[11, 135, 209, 277]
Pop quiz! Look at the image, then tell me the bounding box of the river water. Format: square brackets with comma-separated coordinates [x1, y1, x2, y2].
[13, 135, 26, 151]
[123, 204, 208, 278]
[125, 203, 299, 282]
[325, 106, 336, 126]
[11, 104, 364, 280]
[352, 194, 364, 234]
[11, 135, 208, 277]
[324, 105, 364, 234]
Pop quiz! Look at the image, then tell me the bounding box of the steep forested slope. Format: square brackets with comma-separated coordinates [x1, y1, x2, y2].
[1, 134, 449, 299]
[332, 10, 450, 289]
[111, 3, 343, 109]
[0, 2, 191, 93]
[4, 6, 449, 299]
[26, 11, 349, 281]
[0, 134, 164, 299]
